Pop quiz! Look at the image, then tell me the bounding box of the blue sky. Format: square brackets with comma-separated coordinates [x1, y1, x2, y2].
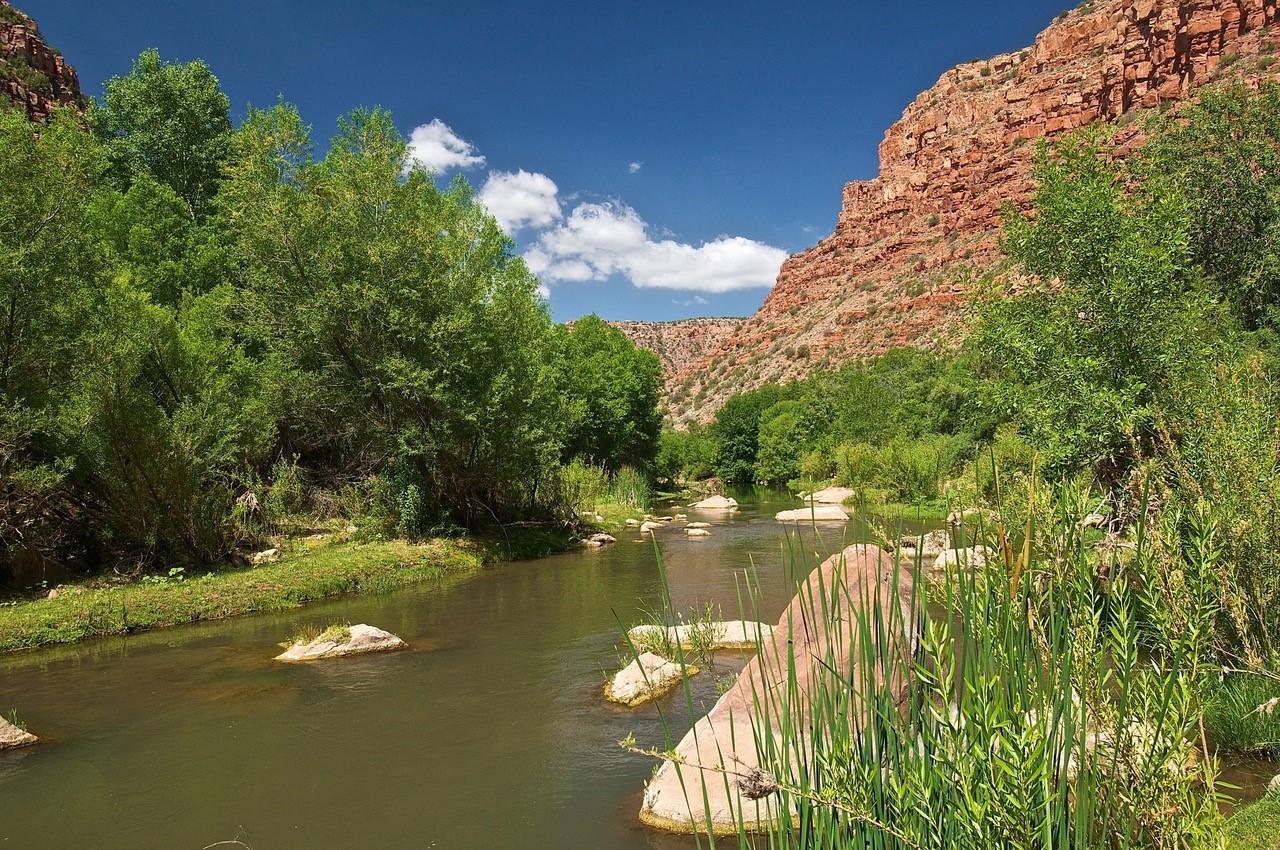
[23, 0, 1071, 323]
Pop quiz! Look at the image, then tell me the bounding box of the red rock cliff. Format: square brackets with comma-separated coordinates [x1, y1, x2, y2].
[0, 1, 82, 120]
[670, 0, 1279, 425]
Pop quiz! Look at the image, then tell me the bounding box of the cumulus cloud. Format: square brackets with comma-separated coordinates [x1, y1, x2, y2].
[407, 119, 485, 173]
[524, 201, 786, 293]
[628, 161, 642, 174]
[479, 170, 562, 233]
[537, 282, 550, 301]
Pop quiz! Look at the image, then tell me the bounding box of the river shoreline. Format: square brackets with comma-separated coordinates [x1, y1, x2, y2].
[0, 536, 498, 653]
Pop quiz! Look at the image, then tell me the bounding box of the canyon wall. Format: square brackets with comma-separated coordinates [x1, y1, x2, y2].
[0, 1, 82, 120]
[609, 317, 745, 379]
[666, 0, 1279, 425]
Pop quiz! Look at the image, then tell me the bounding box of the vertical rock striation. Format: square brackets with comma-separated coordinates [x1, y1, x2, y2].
[670, 0, 1280, 425]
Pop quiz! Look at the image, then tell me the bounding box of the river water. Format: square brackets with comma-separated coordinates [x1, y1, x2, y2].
[0, 493, 900, 849]
[0, 494, 1269, 848]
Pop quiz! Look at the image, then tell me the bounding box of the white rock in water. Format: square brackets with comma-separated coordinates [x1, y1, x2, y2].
[803, 487, 855, 504]
[930, 546, 994, 575]
[629, 621, 774, 652]
[581, 533, 616, 547]
[693, 496, 738, 510]
[625, 519, 641, 527]
[899, 530, 950, 560]
[775, 505, 848, 522]
[0, 716, 37, 750]
[640, 521, 662, 533]
[275, 624, 407, 662]
[686, 522, 711, 529]
[605, 652, 697, 707]
[686, 528, 711, 537]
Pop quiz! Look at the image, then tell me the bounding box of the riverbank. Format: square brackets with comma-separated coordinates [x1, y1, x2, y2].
[0, 537, 492, 653]
[1227, 796, 1280, 849]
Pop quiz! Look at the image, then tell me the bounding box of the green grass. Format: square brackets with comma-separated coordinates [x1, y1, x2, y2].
[1205, 673, 1280, 757]
[0, 538, 486, 652]
[1226, 796, 1280, 849]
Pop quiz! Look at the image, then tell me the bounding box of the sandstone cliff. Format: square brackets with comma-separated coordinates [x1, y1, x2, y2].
[669, 0, 1279, 426]
[0, 1, 82, 120]
[609, 317, 744, 379]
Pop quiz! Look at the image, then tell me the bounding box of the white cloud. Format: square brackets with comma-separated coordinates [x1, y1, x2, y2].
[536, 282, 550, 301]
[628, 161, 642, 174]
[479, 170, 562, 233]
[524, 201, 786, 293]
[407, 119, 485, 173]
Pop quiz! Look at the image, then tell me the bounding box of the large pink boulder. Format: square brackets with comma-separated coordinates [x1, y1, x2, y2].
[638, 544, 915, 834]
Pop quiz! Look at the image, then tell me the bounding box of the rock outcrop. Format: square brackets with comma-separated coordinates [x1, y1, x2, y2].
[0, 2, 83, 120]
[605, 652, 697, 707]
[638, 545, 914, 833]
[608, 318, 746, 378]
[274, 624, 407, 661]
[628, 620, 775, 652]
[0, 715, 36, 750]
[669, 0, 1280, 424]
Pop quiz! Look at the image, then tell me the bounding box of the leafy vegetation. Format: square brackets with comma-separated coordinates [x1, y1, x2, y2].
[0, 50, 661, 595]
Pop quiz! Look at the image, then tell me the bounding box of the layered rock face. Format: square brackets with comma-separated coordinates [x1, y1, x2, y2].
[0, 1, 82, 120]
[669, 0, 1280, 425]
[608, 317, 744, 380]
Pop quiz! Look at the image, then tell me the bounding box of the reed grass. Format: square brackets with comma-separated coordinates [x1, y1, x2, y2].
[628, 483, 1227, 848]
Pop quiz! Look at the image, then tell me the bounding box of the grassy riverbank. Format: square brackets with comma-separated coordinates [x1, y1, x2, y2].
[0, 537, 491, 653]
[1226, 796, 1280, 849]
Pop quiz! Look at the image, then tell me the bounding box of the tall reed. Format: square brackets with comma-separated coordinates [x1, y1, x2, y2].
[630, 485, 1224, 849]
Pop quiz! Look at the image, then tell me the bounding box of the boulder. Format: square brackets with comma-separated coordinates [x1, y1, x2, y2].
[898, 529, 950, 560]
[0, 716, 36, 751]
[605, 652, 698, 707]
[803, 487, 855, 504]
[625, 518, 641, 527]
[639, 545, 915, 834]
[693, 495, 738, 511]
[275, 624, 407, 662]
[686, 528, 711, 538]
[581, 533, 617, 548]
[673, 514, 688, 521]
[251, 548, 280, 565]
[629, 620, 774, 652]
[775, 505, 848, 522]
[685, 522, 711, 529]
[930, 546, 994, 576]
[640, 521, 662, 533]
[1270, 772, 1280, 796]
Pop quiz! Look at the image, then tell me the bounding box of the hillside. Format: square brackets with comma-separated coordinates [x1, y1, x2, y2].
[0, 1, 81, 119]
[664, 0, 1279, 426]
[608, 317, 744, 380]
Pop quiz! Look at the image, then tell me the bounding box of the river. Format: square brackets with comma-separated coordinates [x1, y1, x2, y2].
[0, 493, 911, 849]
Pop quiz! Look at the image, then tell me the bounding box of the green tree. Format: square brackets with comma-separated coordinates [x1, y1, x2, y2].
[223, 104, 559, 529]
[0, 107, 108, 573]
[975, 129, 1218, 479]
[91, 49, 233, 218]
[709, 383, 794, 484]
[753, 400, 809, 486]
[551, 315, 661, 471]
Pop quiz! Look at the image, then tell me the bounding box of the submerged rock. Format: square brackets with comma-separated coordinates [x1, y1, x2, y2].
[275, 624, 407, 662]
[605, 652, 698, 707]
[638, 545, 915, 834]
[0, 716, 36, 751]
[775, 505, 848, 522]
[686, 528, 711, 538]
[628, 620, 774, 652]
[640, 521, 662, 533]
[692, 495, 738, 511]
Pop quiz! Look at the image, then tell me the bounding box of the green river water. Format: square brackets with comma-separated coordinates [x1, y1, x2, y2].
[0, 494, 1271, 848]
[0, 494, 891, 849]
